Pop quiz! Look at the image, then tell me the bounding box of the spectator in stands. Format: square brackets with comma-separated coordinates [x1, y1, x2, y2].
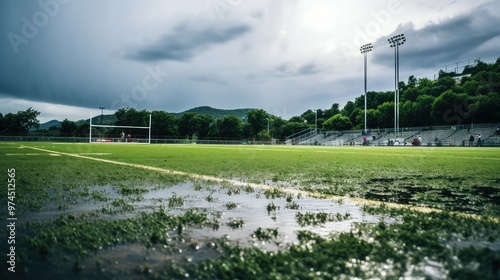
[120, 131, 125, 142]
[496, 126, 499, 135]
[363, 136, 367, 146]
[434, 135, 441, 146]
[127, 133, 131, 142]
[477, 133, 482, 147]
[469, 134, 474, 146]
[411, 137, 420, 146]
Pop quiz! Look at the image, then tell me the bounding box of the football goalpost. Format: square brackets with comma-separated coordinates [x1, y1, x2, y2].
[89, 112, 151, 144]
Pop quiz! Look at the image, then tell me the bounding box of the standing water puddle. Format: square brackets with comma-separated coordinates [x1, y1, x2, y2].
[28, 182, 388, 248]
[23, 182, 398, 278]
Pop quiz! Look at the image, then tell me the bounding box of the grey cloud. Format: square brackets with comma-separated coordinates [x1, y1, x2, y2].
[189, 74, 227, 85]
[372, 4, 500, 69]
[126, 21, 252, 62]
[272, 61, 323, 78]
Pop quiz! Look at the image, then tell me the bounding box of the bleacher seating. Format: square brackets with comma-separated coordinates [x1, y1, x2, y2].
[285, 124, 500, 147]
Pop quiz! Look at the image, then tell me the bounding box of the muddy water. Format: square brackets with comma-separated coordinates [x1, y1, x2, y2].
[29, 182, 387, 246]
[140, 183, 385, 249]
[22, 182, 395, 279]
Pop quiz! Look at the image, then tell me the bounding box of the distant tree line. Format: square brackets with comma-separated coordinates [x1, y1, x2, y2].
[2, 58, 499, 139]
[338, 58, 500, 130]
[0, 108, 40, 135]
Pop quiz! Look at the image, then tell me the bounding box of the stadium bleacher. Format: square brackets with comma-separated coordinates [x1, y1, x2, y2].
[289, 124, 500, 147]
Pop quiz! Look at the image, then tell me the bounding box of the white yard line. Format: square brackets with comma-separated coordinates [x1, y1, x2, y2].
[6, 153, 45, 156]
[22, 145, 480, 216]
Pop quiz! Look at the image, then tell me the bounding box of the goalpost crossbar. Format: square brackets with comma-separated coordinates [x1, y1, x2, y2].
[89, 112, 152, 144]
[91, 124, 150, 129]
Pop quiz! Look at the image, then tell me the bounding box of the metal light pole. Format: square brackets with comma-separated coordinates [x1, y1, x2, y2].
[314, 110, 318, 133]
[98, 107, 105, 139]
[360, 43, 373, 133]
[265, 117, 270, 135]
[99, 107, 105, 124]
[388, 34, 406, 135]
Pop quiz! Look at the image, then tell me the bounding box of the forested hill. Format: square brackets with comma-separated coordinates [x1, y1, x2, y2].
[337, 58, 500, 129]
[174, 106, 255, 119]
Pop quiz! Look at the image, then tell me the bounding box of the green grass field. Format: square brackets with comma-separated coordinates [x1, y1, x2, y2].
[1, 142, 500, 279]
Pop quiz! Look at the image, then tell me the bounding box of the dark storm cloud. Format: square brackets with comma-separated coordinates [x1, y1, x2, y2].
[272, 61, 323, 78]
[126, 21, 252, 62]
[372, 4, 500, 69]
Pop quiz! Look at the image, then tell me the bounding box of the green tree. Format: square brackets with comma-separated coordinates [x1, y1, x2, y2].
[301, 109, 316, 125]
[323, 114, 353, 130]
[151, 110, 178, 137]
[218, 115, 243, 139]
[60, 119, 77, 136]
[0, 107, 40, 134]
[407, 75, 417, 88]
[178, 112, 201, 139]
[400, 100, 416, 127]
[114, 108, 150, 138]
[281, 121, 310, 137]
[115, 108, 149, 126]
[417, 77, 433, 89]
[197, 115, 214, 139]
[340, 101, 356, 118]
[365, 108, 380, 129]
[76, 122, 90, 137]
[432, 90, 469, 125]
[414, 95, 435, 126]
[270, 117, 286, 139]
[349, 108, 361, 128]
[322, 103, 340, 120]
[246, 109, 268, 137]
[376, 102, 394, 129]
[288, 116, 304, 123]
[401, 87, 419, 102]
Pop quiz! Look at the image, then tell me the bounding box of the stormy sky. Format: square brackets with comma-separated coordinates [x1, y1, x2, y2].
[1, 0, 499, 123]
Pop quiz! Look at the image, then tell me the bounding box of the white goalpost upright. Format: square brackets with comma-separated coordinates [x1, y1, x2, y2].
[89, 112, 152, 144]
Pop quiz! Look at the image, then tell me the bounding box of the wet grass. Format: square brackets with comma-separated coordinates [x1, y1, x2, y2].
[12, 142, 500, 215]
[0, 142, 499, 279]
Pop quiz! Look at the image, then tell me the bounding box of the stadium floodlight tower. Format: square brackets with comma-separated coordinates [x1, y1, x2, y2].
[360, 43, 373, 133]
[388, 34, 406, 135]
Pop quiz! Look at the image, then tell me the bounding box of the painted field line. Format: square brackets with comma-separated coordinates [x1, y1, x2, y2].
[7, 153, 45, 156]
[21, 145, 493, 219]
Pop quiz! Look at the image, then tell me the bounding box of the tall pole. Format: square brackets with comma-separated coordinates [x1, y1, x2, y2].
[89, 111, 92, 143]
[265, 118, 270, 135]
[394, 44, 397, 134]
[388, 34, 406, 135]
[99, 107, 105, 124]
[315, 110, 317, 133]
[148, 114, 152, 144]
[99, 107, 105, 140]
[396, 43, 400, 134]
[360, 43, 373, 133]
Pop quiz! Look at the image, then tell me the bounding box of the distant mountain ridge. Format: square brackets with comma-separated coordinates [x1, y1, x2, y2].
[38, 119, 61, 130]
[174, 106, 255, 119]
[37, 106, 255, 128]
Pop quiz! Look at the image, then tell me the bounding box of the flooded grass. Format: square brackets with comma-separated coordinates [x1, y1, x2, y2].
[0, 143, 499, 279]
